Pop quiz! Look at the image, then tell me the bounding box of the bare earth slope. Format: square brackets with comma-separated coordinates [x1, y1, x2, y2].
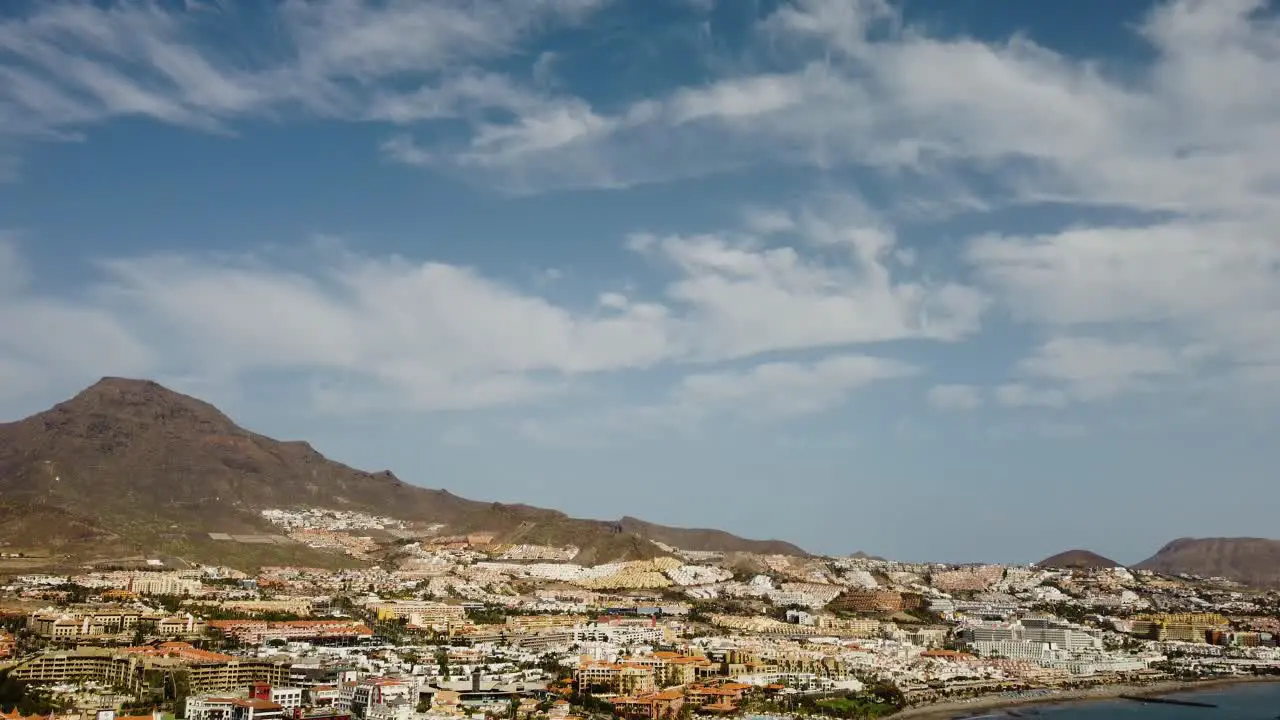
[1036, 549, 1122, 570]
[0, 378, 804, 569]
[1136, 537, 1280, 587]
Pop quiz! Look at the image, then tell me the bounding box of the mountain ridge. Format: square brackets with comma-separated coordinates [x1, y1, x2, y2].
[0, 377, 806, 569]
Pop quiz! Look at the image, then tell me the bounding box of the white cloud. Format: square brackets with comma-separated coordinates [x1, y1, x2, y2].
[89, 247, 675, 410]
[0, 0, 609, 143]
[969, 222, 1280, 387]
[741, 207, 796, 235]
[5, 0, 1278, 212]
[633, 219, 985, 361]
[1016, 336, 1187, 402]
[3, 0, 1280, 419]
[0, 297, 154, 405]
[517, 353, 917, 443]
[0, 235, 153, 403]
[0, 0, 1275, 209]
[927, 384, 982, 411]
[674, 354, 915, 419]
[994, 384, 1069, 409]
[0, 193, 965, 415]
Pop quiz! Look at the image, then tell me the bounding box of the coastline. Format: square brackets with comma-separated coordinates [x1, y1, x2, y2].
[888, 676, 1280, 720]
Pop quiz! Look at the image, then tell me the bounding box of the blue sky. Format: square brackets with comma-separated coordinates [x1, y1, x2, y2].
[2, 0, 1279, 565]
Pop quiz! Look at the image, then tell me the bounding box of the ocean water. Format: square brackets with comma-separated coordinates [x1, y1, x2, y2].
[981, 682, 1280, 719]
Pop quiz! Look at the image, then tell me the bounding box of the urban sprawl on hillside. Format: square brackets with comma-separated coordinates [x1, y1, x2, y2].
[2, 508, 1279, 720]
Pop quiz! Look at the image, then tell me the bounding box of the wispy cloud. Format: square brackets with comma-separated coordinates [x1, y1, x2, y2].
[0, 0, 608, 144]
[672, 354, 916, 420]
[0, 193, 966, 415]
[515, 353, 916, 445]
[2, 0, 1279, 425]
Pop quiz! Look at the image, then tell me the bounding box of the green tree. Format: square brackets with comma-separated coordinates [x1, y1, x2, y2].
[436, 648, 451, 681]
[466, 605, 507, 625]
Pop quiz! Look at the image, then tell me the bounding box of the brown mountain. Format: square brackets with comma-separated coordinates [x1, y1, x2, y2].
[0, 378, 806, 570]
[1036, 549, 1121, 570]
[1136, 537, 1280, 587]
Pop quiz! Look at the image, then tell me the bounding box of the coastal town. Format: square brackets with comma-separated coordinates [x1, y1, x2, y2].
[2, 508, 1279, 720]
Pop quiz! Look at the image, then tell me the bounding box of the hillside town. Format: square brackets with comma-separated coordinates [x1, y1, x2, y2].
[2, 509, 1280, 720]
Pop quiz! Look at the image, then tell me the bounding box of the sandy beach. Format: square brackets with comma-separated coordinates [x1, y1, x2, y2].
[889, 676, 1280, 720]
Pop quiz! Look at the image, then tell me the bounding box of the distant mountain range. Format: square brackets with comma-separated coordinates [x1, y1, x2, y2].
[0, 378, 805, 570]
[2, 378, 1279, 586]
[1031, 541, 1280, 587]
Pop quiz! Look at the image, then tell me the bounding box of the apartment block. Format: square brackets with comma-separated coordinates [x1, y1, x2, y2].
[365, 600, 465, 623]
[9, 643, 290, 695]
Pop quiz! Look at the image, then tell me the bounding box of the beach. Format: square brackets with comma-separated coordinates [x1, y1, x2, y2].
[889, 676, 1280, 720]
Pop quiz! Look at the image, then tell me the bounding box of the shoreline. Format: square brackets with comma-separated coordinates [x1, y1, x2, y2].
[888, 675, 1280, 720]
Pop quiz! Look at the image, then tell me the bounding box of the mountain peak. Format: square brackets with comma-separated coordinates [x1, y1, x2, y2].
[1137, 537, 1280, 587]
[0, 379, 806, 570]
[1036, 549, 1121, 569]
[76, 376, 191, 401]
[91, 376, 162, 390]
[57, 377, 235, 428]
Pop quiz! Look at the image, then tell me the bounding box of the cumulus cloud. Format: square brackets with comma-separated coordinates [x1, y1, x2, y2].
[927, 384, 982, 411]
[87, 247, 676, 411]
[993, 384, 1069, 409]
[1015, 337, 1190, 402]
[630, 229, 984, 362]
[0, 193, 958, 414]
[969, 221, 1280, 398]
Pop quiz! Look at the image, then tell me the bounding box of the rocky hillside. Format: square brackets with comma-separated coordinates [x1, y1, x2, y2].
[1136, 537, 1280, 587]
[0, 378, 806, 569]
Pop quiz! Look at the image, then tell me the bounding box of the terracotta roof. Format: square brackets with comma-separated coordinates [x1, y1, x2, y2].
[232, 699, 283, 710]
[121, 642, 234, 663]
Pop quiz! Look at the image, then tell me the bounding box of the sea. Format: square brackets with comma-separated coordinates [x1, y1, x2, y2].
[955, 682, 1280, 719]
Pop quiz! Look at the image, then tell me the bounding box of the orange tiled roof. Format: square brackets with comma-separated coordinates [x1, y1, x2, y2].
[121, 642, 234, 663]
[233, 700, 282, 710]
[612, 689, 683, 705]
